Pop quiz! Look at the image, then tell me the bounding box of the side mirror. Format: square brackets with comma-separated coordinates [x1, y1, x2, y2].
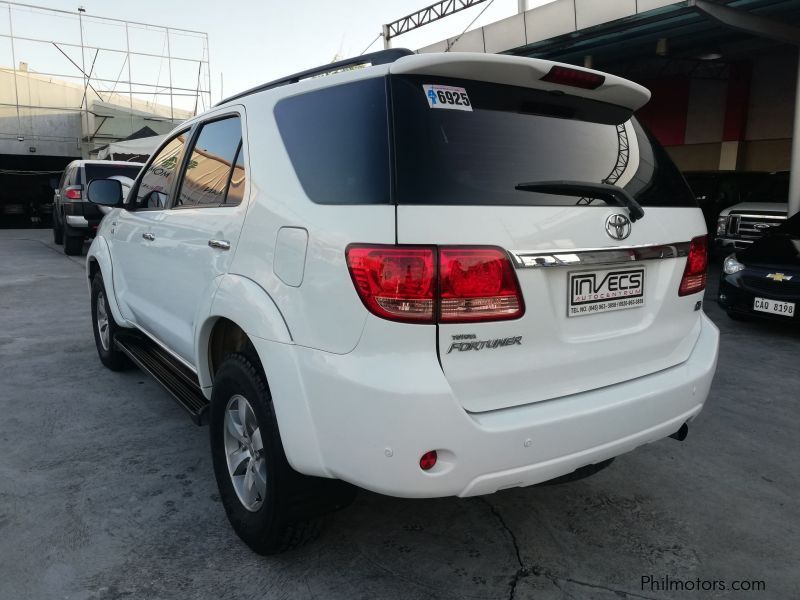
[87, 179, 123, 207]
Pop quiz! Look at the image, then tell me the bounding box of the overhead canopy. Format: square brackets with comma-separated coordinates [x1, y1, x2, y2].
[96, 134, 166, 161]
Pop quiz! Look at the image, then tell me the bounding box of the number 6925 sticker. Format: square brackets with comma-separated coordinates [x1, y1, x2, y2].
[422, 84, 472, 111]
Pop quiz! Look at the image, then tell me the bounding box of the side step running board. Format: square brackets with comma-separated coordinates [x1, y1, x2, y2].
[115, 332, 209, 425]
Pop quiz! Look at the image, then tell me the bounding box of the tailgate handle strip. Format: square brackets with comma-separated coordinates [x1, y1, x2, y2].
[511, 242, 691, 269]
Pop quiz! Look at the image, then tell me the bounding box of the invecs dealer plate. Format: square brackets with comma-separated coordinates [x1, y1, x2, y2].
[568, 267, 645, 317]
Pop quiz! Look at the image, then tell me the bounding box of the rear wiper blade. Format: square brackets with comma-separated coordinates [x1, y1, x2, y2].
[514, 180, 645, 222]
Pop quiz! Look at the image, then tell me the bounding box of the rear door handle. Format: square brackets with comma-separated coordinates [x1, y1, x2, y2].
[208, 239, 231, 251]
[142, 232, 155, 241]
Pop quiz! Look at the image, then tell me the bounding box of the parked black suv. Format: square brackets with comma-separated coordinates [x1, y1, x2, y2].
[53, 160, 143, 255]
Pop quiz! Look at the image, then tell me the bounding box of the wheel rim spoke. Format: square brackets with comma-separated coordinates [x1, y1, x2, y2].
[240, 472, 258, 506]
[96, 291, 110, 351]
[238, 398, 252, 435]
[228, 447, 250, 476]
[251, 427, 263, 452]
[253, 458, 267, 495]
[223, 394, 266, 512]
[225, 409, 247, 444]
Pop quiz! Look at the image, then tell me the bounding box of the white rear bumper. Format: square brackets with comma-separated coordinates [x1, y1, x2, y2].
[254, 312, 719, 498]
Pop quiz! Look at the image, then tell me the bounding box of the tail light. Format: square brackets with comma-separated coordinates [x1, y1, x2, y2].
[345, 245, 524, 324]
[346, 246, 435, 323]
[678, 236, 708, 296]
[64, 187, 82, 200]
[439, 248, 524, 322]
[541, 65, 605, 90]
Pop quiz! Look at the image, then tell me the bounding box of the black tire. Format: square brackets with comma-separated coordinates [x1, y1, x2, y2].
[91, 273, 126, 371]
[210, 353, 354, 555]
[64, 227, 84, 255]
[52, 208, 63, 245]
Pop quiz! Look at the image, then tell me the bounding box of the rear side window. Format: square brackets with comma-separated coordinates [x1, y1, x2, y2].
[134, 132, 188, 210]
[176, 116, 244, 208]
[391, 75, 695, 208]
[274, 78, 390, 205]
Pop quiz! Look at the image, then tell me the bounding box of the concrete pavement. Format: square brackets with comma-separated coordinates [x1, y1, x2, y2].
[0, 229, 796, 599]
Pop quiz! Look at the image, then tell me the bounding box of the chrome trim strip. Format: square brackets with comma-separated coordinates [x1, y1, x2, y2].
[511, 242, 691, 269]
[729, 213, 787, 220]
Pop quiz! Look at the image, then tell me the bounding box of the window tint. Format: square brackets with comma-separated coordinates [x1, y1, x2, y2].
[134, 132, 188, 210]
[274, 78, 390, 205]
[391, 75, 695, 207]
[176, 116, 243, 208]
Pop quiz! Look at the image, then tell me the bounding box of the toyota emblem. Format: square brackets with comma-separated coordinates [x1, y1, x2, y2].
[605, 214, 632, 240]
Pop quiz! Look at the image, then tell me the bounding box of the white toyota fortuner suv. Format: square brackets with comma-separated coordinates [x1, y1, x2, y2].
[85, 50, 719, 554]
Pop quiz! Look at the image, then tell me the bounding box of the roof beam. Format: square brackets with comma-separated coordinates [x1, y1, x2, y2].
[689, 0, 800, 46]
[384, 0, 489, 41]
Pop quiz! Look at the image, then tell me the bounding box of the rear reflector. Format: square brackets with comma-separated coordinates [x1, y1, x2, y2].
[439, 247, 524, 323]
[346, 245, 524, 324]
[678, 235, 708, 296]
[541, 65, 605, 90]
[419, 450, 437, 471]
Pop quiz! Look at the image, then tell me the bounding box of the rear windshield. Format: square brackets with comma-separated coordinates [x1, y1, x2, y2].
[84, 164, 142, 184]
[392, 75, 695, 208]
[273, 75, 695, 207]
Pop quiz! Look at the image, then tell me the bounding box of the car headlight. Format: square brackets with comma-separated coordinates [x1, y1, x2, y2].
[723, 255, 745, 275]
[716, 216, 728, 236]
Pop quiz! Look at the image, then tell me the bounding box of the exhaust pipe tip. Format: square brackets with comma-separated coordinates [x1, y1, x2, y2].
[669, 423, 689, 442]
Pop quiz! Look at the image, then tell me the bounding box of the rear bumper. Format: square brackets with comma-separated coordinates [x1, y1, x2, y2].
[254, 313, 719, 498]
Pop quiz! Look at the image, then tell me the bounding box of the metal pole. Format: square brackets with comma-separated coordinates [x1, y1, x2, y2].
[165, 27, 174, 123]
[78, 7, 89, 153]
[204, 33, 211, 111]
[382, 24, 391, 49]
[125, 22, 134, 135]
[7, 5, 22, 140]
[788, 49, 800, 217]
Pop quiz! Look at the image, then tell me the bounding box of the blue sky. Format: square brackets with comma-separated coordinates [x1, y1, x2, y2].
[1, 0, 552, 105]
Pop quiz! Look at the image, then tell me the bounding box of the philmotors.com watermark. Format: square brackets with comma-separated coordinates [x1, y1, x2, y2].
[642, 575, 766, 593]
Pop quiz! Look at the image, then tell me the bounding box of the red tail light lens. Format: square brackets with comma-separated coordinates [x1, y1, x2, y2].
[346, 245, 435, 323]
[541, 65, 605, 90]
[439, 247, 524, 322]
[678, 235, 708, 296]
[64, 187, 82, 200]
[346, 245, 524, 324]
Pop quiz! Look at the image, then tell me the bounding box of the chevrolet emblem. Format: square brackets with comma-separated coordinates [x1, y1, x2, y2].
[766, 272, 793, 282]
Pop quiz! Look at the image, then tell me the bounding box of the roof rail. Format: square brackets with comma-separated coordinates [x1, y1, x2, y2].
[216, 48, 415, 106]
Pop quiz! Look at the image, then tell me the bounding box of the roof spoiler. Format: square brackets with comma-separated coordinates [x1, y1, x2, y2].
[389, 53, 650, 112]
